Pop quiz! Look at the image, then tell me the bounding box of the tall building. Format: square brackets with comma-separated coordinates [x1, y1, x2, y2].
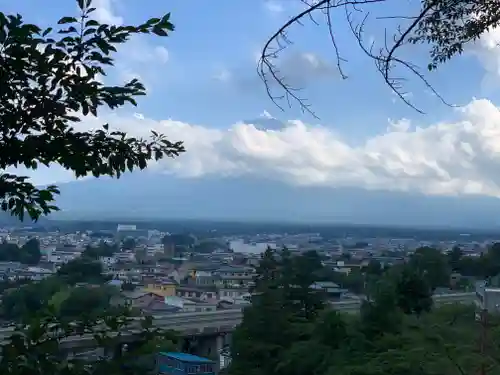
[476, 281, 500, 313]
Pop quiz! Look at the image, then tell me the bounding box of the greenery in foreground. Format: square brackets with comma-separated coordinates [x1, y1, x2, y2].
[228, 247, 500, 375]
[0, 3, 184, 369]
[0, 0, 184, 222]
[0, 255, 178, 375]
[0, 310, 178, 375]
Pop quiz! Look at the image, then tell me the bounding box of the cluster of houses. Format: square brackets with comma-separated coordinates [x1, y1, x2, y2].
[0, 248, 362, 316]
[108, 262, 258, 314]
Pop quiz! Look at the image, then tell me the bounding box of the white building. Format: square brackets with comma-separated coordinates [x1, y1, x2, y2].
[113, 251, 136, 263]
[46, 249, 82, 265]
[99, 256, 117, 267]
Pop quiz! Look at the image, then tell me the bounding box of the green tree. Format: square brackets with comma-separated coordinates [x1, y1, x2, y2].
[394, 266, 433, 316]
[0, 310, 179, 375]
[447, 246, 463, 272]
[121, 281, 136, 291]
[360, 278, 403, 339]
[83, 242, 117, 259]
[19, 238, 41, 265]
[409, 246, 450, 289]
[230, 249, 327, 375]
[57, 257, 104, 285]
[1, 277, 64, 322]
[58, 285, 114, 319]
[283, 250, 325, 320]
[480, 243, 500, 279]
[0, 239, 41, 264]
[230, 248, 293, 375]
[252, 246, 281, 291]
[0, 0, 183, 222]
[193, 240, 221, 254]
[363, 259, 383, 276]
[122, 237, 136, 250]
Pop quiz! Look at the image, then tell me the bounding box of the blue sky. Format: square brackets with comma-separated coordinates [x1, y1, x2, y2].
[7, 0, 500, 204]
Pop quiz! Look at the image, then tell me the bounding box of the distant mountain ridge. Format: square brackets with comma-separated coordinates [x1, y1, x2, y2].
[45, 171, 500, 229]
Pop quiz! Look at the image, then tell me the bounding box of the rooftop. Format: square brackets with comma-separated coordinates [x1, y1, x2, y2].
[161, 352, 215, 363]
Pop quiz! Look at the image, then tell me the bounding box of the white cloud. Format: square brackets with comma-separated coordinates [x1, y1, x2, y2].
[469, 24, 500, 91]
[124, 42, 170, 65]
[224, 51, 338, 91]
[92, 0, 123, 25]
[270, 52, 339, 83]
[154, 46, 170, 64]
[86, 0, 170, 90]
[31, 97, 500, 198]
[264, 1, 285, 13]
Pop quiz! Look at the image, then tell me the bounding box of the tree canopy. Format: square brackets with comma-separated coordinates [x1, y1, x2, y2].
[0, 0, 184, 222]
[57, 256, 106, 285]
[1, 256, 111, 322]
[228, 247, 500, 375]
[0, 238, 41, 264]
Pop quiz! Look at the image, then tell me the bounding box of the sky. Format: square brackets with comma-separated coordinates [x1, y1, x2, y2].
[7, 0, 500, 206]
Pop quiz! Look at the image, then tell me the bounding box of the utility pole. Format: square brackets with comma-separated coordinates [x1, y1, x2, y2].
[480, 306, 487, 375]
[479, 285, 488, 375]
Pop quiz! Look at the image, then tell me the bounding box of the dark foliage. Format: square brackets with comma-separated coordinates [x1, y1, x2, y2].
[0, 0, 184, 222]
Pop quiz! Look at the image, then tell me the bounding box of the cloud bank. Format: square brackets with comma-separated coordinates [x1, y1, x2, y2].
[35, 98, 492, 198]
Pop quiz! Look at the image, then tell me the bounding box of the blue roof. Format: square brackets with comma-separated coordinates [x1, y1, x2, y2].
[160, 352, 215, 364]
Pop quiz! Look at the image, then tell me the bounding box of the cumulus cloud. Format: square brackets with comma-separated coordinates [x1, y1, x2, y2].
[45, 97, 500, 198]
[87, 0, 170, 91]
[468, 24, 500, 91]
[92, 0, 123, 25]
[220, 52, 338, 91]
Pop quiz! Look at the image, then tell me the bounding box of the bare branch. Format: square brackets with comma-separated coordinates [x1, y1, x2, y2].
[259, 0, 464, 117]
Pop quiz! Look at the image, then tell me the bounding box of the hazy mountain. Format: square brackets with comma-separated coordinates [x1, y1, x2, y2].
[49, 171, 500, 229]
[243, 112, 286, 131]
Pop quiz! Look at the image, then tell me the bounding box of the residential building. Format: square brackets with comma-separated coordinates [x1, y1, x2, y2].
[218, 287, 249, 301]
[176, 286, 217, 300]
[164, 296, 218, 313]
[144, 279, 177, 297]
[46, 249, 82, 265]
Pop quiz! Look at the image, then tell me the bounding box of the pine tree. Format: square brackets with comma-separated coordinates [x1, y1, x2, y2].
[230, 248, 293, 375]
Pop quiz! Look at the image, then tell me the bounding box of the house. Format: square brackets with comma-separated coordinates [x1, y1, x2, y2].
[164, 296, 218, 313]
[112, 289, 163, 309]
[215, 274, 254, 288]
[144, 279, 177, 297]
[187, 264, 219, 286]
[176, 286, 217, 300]
[15, 266, 54, 281]
[218, 287, 250, 301]
[142, 300, 183, 314]
[104, 265, 142, 281]
[0, 262, 22, 277]
[99, 256, 117, 267]
[46, 249, 82, 265]
[113, 251, 136, 263]
[215, 266, 255, 278]
[310, 281, 347, 300]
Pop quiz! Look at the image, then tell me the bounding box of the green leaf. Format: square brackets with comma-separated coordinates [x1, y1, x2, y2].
[57, 16, 77, 24]
[42, 27, 52, 36]
[85, 19, 99, 27]
[0, 1, 181, 223]
[152, 26, 169, 37]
